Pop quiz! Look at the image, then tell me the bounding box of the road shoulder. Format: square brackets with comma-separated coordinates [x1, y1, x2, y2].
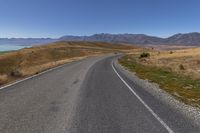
[114, 57, 200, 130]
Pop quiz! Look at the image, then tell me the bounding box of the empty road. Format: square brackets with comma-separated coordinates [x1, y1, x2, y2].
[0, 55, 199, 133]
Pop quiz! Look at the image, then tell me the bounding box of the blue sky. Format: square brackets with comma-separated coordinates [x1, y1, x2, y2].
[0, 0, 200, 38]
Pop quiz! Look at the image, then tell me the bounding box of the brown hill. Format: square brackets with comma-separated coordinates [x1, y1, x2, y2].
[0, 41, 135, 86]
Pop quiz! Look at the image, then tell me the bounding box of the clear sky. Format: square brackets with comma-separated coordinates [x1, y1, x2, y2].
[0, 0, 200, 38]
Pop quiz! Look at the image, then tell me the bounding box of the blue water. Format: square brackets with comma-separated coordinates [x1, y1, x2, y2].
[0, 44, 30, 52]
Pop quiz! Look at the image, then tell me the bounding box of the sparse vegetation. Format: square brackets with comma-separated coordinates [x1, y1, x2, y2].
[119, 53, 200, 107]
[129, 48, 200, 79]
[0, 41, 134, 86]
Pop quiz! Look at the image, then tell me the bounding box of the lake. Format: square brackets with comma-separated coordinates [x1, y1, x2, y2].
[0, 44, 30, 52]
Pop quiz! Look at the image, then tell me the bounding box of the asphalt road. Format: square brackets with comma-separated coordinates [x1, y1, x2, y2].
[0, 55, 199, 133]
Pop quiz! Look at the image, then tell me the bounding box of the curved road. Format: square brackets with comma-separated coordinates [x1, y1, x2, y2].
[0, 55, 199, 133]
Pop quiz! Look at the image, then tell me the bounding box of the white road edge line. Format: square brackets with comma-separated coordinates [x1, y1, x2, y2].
[0, 62, 70, 90]
[112, 62, 174, 133]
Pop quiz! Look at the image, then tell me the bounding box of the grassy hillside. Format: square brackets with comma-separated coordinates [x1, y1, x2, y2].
[141, 48, 200, 79]
[0, 41, 135, 86]
[119, 48, 200, 107]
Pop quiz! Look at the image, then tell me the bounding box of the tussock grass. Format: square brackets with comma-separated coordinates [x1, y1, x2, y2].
[139, 52, 150, 58]
[0, 75, 8, 85]
[119, 55, 200, 107]
[128, 48, 200, 79]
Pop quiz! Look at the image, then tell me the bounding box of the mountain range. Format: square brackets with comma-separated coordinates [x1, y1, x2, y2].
[59, 32, 200, 46]
[1, 32, 200, 46]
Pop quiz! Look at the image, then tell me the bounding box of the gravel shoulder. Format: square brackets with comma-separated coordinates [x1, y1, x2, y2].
[114, 58, 200, 131]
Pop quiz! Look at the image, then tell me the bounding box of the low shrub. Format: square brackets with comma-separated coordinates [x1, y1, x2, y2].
[197, 60, 200, 65]
[140, 52, 150, 58]
[10, 69, 23, 77]
[179, 64, 185, 70]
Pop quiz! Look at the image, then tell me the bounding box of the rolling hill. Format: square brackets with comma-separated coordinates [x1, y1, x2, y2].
[0, 41, 134, 86]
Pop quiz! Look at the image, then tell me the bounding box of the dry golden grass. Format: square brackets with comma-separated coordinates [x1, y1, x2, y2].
[119, 50, 200, 107]
[0, 75, 8, 85]
[0, 41, 135, 86]
[132, 48, 200, 80]
[20, 56, 88, 76]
